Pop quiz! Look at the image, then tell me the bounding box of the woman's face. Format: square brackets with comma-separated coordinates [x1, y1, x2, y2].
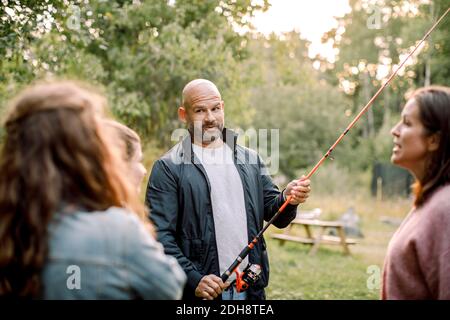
[390, 98, 435, 180]
[129, 142, 147, 192]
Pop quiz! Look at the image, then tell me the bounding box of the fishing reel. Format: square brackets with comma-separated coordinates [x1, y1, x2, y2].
[230, 263, 262, 293]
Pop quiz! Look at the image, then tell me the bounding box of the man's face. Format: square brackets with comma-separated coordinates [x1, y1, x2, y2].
[180, 84, 225, 146]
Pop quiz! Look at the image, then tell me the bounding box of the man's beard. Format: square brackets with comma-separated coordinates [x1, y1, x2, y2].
[190, 122, 223, 145]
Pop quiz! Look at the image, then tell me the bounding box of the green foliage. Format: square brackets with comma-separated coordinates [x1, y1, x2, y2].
[243, 33, 353, 178]
[0, 0, 268, 143]
[316, 0, 449, 177]
[306, 163, 371, 197]
[1, 0, 448, 193]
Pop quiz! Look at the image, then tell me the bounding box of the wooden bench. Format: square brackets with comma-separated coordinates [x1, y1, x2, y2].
[271, 216, 357, 255]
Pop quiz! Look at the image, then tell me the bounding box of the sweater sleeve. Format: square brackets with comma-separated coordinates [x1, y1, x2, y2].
[438, 249, 450, 299]
[415, 187, 450, 299]
[432, 191, 450, 299]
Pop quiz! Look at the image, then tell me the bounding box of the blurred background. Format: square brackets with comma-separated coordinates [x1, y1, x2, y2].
[1, 0, 449, 299]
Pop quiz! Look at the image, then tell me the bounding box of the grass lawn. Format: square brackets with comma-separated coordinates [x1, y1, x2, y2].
[141, 143, 413, 300]
[264, 193, 412, 300]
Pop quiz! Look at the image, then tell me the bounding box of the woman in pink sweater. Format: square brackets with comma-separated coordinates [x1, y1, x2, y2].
[382, 86, 450, 300]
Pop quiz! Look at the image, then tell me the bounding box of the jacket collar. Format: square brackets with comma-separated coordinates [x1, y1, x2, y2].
[180, 128, 238, 163]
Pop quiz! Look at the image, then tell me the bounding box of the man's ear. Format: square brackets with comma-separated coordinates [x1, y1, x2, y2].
[427, 132, 440, 152]
[178, 106, 187, 123]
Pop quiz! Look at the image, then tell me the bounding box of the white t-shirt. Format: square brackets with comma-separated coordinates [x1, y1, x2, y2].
[192, 143, 249, 278]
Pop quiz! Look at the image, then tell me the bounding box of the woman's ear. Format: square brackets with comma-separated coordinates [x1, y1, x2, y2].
[427, 132, 441, 152]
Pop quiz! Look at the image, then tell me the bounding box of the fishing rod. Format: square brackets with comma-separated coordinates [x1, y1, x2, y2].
[221, 7, 450, 292]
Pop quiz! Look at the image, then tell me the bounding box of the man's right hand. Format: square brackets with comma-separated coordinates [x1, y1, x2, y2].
[195, 275, 229, 300]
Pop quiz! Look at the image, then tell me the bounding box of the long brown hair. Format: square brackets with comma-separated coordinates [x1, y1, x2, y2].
[411, 86, 450, 206]
[0, 80, 152, 298]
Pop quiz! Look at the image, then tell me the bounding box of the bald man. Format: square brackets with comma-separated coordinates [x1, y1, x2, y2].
[146, 79, 311, 300]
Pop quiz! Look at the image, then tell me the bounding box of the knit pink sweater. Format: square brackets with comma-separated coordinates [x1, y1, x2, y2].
[382, 184, 450, 300]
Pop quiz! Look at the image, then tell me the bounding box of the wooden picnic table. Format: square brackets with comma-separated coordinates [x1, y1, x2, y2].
[271, 217, 357, 255]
